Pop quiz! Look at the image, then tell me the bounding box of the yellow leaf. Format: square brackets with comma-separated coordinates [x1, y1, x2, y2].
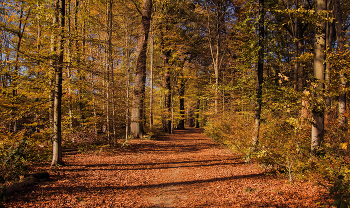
[340, 143, 347, 150]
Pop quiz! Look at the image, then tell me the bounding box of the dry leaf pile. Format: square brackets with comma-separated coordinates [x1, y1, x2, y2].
[4, 128, 331, 207]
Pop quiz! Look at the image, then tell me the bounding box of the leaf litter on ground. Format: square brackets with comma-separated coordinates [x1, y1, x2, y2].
[3, 128, 332, 207]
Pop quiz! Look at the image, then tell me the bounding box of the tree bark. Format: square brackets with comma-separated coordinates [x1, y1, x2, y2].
[178, 76, 185, 130]
[12, 5, 29, 133]
[107, 0, 114, 142]
[252, 0, 264, 147]
[294, 4, 300, 91]
[149, 23, 154, 129]
[311, 0, 326, 156]
[325, 3, 333, 107]
[205, 1, 222, 116]
[104, 0, 112, 142]
[52, 0, 65, 166]
[195, 99, 200, 128]
[130, 0, 152, 138]
[163, 51, 172, 134]
[334, 0, 346, 127]
[125, 23, 131, 142]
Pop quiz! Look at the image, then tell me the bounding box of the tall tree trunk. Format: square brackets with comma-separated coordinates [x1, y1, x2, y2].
[105, 45, 110, 140]
[107, 0, 115, 143]
[195, 99, 200, 128]
[178, 74, 185, 130]
[130, 0, 152, 138]
[67, 0, 73, 130]
[325, 3, 333, 108]
[252, 0, 264, 147]
[163, 50, 172, 134]
[91, 72, 98, 139]
[105, 0, 113, 142]
[311, 0, 326, 156]
[12, 5, 29, 133]
[74, 0, 84, 126]
[294, 4, 299, 91]
[125, 24, 131, 142]
[334, 0, 346, 127]
[52, 0, 65, 166]
[205, 2, 221, 116]
[149, 23, 154, 129]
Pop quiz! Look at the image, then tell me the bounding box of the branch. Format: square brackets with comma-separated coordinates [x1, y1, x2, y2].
[129, 0, 142, 15]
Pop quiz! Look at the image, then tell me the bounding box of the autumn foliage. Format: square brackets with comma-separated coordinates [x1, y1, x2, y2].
[1, 0, 350, 206]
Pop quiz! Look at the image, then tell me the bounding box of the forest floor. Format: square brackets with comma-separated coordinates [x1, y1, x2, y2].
[3, 128, 332, 207]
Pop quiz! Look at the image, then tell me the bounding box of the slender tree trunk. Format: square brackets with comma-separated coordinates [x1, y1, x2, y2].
[74, 0, 84, 126]
[294, 7, 299, 91]
[107, 0, 115, 143]
[206, 7, 220, 116]
[163, 51, 172, 134]
[130, 0, 152, 138]
[12, 5, 29, 133]
[195, 99, 200, 128]
[325, 4, 332, 108]
[125, 25, 130, 142]
[52, 0, 65, 166]
[311, 0, 326, 156]
[105, 45, 110, 140]
[334, 0, 346, 127]
[149, 24, 154, 129]
[178, 75, 185, 130]
[67, 0, 73, 130]
[92, 73, 98, 139]
[252, 0, 264, 147]
[104, 0, 113, 142]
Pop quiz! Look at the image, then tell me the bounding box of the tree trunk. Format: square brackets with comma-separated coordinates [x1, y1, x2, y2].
[325, 4, 333, 108]
[163, 51, 172, 134]
[67, 0, 73, 130]
[195, 99, 200, 128]
[12, 5, 28, 133]
[107, 0, 115, 143]
[52, 0, 65, 166]
[130, 0, 152, 138]
[104, 0, 112, 142]
[125, 24, 131, 142]
[252, 0, 264, 147]
[178, 77, 185, 130]
[334, 0, 346, 127]
[311, 0, 326, 156]
[149, 23, 154, 129]
[294, 10, 299, 91]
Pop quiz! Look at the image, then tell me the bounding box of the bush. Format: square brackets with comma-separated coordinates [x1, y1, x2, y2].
[0, 139, 28, 183]
[204, 113, 253, 157]
[330, 174, 350, 207]
[0, 129, 52, 184]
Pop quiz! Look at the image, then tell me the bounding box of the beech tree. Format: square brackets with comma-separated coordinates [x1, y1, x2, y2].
[334, 0, 346, 127]
[311, 0, 326, 156]
[130, 0, 152, 138]
[52, 0, 65, 166]
[251, 0, 264, 147]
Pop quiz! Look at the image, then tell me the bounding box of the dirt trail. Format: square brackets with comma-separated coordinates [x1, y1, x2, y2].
[4, 128, 329, 207]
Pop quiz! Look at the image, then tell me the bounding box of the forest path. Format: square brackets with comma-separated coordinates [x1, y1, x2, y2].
[4, 128, 329, 207]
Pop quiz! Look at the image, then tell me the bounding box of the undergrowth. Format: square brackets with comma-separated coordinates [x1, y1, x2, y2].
[0, 129, 52, 184]
[205, 109, 350, 207]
